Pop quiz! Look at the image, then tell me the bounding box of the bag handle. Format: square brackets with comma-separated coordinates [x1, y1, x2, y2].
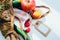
[33, 21, 51, 37]
[36, 6, 50, 19]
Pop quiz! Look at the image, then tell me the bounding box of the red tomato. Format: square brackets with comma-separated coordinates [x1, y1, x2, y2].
[25, 27, 30, 33]
[24, 19, 30, 27]
[21, 0, 36, 12]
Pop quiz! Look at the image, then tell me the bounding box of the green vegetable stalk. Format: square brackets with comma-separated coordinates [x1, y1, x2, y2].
[14, 24, 30, 40]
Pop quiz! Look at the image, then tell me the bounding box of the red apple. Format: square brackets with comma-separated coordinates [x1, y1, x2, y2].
[21, 0, 36, 12]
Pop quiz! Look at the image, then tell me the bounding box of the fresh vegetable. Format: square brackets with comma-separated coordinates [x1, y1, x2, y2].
[13, 0, 22, 9]
[24, 22, 30, 27]
[21, 0, 36, 12]
[24, 19, 30, 33]
[32, 10, 42, 19]
[14, 24, 30, 40]
[24, 19, 30, 27]
[13, 0, 20, 3]
[25, 27, 30, 33]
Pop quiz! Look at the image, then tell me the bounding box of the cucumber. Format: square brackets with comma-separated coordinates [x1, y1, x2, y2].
[14, 24, 30, 40]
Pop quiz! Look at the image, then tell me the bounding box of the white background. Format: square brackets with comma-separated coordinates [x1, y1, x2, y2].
[0, 0, 60, 40]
